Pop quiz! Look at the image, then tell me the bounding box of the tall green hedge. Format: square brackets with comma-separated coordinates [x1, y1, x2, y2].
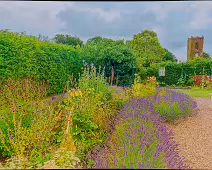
[143, 58, 212, 86]
[158, 61, 182, 85]
[0, 30, 83, 95]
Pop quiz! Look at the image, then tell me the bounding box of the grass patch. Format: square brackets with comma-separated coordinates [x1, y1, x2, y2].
[172, 89, 212, 98]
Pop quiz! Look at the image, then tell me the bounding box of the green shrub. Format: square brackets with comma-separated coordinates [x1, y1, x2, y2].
[0, 77, 79, 168]
[58, 66, 121, 164]
[143, 58, 212, 87]
[154, 89, 197, 122]
[132, 75, 158, 99]
[0, 30, 83, 95]
[83, 37, 136, 86]
[158, 61, 182, 85]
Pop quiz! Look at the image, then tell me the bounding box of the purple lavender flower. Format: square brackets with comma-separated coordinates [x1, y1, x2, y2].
[52, 96, 56, 101]
[89, 88, 193, 169]
[122, 162, 126, 169]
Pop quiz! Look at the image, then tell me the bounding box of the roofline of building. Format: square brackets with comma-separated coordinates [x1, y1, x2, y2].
[188, 36, 204, 39]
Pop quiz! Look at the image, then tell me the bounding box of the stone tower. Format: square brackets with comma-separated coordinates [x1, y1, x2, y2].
[187, 36, 204, 61]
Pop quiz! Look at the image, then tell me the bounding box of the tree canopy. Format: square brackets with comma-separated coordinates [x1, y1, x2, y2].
[53, 34, 83, 47]
[131, 30, 166, 68]
[83, 36, 136, 85]
[203, 52, 211, 59]
[163, 48, 178, 62]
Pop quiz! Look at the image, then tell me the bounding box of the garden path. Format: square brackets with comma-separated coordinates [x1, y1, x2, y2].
[165, 98, 212, 169]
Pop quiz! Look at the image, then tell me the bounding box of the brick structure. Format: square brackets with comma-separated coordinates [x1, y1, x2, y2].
[187, 36, 204, 61]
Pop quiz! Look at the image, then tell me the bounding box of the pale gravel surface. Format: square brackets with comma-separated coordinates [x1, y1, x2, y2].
[165, 98, 212, 169]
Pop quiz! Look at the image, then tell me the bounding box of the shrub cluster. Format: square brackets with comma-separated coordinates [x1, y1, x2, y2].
[0, 64, 198, 169]
[140, 58, 212, 87]
[88, 99, 189, 169]
[54, 66, 122, 164]
[154, 88, 198, 121]
[0, 66, 124, 168]
[0, 77, 80, 169]
[0, 30, 83, 95]
[132, 75, 158, 99]
[88, 88, 197, 169]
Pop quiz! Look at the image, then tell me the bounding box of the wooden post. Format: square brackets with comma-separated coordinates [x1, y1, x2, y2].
[132, 64, 134, 85]
[111, 65, 114, 86]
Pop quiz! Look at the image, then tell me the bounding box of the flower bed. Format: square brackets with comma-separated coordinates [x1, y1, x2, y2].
[88, 89, 197, 169]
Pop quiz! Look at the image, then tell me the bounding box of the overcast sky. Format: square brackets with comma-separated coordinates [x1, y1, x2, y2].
[1, 1, 212, 61]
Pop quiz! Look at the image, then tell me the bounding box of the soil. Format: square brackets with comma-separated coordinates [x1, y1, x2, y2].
[164, 98, 212, 169]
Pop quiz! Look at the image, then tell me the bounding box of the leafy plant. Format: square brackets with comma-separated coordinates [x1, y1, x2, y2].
[58, 66, 121, 164]
[52, 34, 83, 47]
[0, 77, 79, 168]
[0, 30, 83, 95]
[155, 88, 197, 121]
[132, 75, 158, 99]
[131, 30, 166, 68]
[83, 37, 136, 86]
[89, 96, 190, 169]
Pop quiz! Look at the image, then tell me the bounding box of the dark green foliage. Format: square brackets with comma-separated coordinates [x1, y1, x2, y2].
[146, 58, 212, 86]
[131, 30, 166, 68]
[0, 30, 83, 95]
[1, 29, 211, 89]
[37, 34, 51, 42]
[203, 52, 211, 59]
[186, 58, 212, 75]
[161, 61, 182, 85]
[162, 48, 178, 62]
[83, 36, 136, 86]
[53, 34, 84, 47]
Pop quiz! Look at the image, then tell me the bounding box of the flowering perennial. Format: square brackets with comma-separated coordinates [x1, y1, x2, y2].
[88, 89, 197, 169]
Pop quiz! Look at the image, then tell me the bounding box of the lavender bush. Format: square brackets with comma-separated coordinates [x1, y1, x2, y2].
[88, 89, 197, 169]
[154, 88, 198, 121]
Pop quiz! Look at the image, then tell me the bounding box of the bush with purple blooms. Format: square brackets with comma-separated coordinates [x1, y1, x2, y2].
[88, 88, 197, 169]
[154, 88, 197, 122]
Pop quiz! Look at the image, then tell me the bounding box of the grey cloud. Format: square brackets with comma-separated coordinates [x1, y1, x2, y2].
[0, 1, 68, 37]
[71, 2, 120, 11]
[57, 3, 157, 37]
[55, 2, 212, 60]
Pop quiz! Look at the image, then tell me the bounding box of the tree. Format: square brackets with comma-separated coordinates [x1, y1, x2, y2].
[131, 30, 166, 68]
[53, 34, 83, 47]
[203, 52, 211, 59]
[83, 37, 136, 85]
[86, 36, 104, 45]
[37, 34, 51, 42]
[125, 40, 132, 48]
[163, 48, 178, 62]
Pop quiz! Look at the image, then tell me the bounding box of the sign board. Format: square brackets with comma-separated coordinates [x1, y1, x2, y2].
[159, 67, 165, 76]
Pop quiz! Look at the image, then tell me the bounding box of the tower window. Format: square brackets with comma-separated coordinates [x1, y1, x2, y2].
[195, 42, 199, 50]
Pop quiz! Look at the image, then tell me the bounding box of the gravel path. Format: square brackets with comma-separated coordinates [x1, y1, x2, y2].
[165, 98, 212, 169]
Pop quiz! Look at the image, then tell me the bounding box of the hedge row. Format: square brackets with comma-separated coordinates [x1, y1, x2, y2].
[0, 30, 83, 95]
[141, 58, 212, 86]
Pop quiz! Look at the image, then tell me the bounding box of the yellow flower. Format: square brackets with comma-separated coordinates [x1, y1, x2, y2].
[78, 90, 83, 97]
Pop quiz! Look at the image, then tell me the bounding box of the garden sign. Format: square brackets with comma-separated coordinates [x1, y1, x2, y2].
[159, 67, 165, 77]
